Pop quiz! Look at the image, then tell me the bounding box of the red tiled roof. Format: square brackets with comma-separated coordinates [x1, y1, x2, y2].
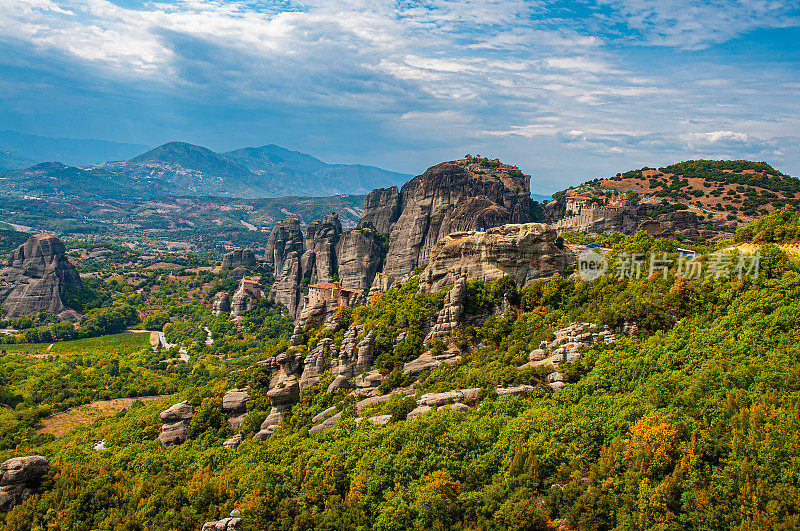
[309, 282, 360, 293]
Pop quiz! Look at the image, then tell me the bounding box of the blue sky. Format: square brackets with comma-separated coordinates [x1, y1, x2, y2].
[1, 0, 799, 193]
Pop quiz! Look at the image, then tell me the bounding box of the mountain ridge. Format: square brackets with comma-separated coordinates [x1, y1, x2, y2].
[0, 140, 411, 200]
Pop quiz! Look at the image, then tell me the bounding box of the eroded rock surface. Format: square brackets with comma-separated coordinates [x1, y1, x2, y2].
[255, 353, 301, 439]
[301, 213, 342, 285]
[382, 162, 533, 279]
[222, 388, 250, 432]
[212, 292, 230, 315]
[0, 234, 83, 322]
[425, 277, 466, 343]
[158, 401, 194, 446]
[336, 228, 384, 290]
[0, 456, 50, 512]
[201, 516, 243, 531]
[420, 223, 571, 292]
[231, 279, 262, 318]
[266, 218, 304, 317]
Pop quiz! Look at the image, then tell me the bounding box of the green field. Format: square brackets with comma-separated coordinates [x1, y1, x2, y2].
[0, 331, 151, 356]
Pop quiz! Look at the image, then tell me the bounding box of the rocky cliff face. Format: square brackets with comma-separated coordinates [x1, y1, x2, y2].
[265, 218, 304, 317]
[336, 228, 384, 289]
[221, 248, 257, 279]
[301, 213, 341, 285]
[371, 162, 532, 279]
[420, 223, 572, 291]
[359, 186, 400, 233]
[0, 234, 83, 322]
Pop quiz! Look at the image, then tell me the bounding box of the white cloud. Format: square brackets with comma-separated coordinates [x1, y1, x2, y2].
[0, 0, 798, 181]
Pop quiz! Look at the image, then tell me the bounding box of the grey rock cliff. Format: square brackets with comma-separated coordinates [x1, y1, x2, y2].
[222, 248, 256, 270]
[381, 162, 532, 279]
[266, 218, 304, 317]
[230, 279, 262, 317]
[212, 292, 230, 316]
[0, 455, 50, 512]
[301, 213, 342, 285]
[420, 223, 571, 292]
[359, 186, 400, 234]
[0, 234, 83, 322]
[336, 228, 384, 290]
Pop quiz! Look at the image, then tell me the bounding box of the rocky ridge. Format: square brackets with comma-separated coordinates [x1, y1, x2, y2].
[419, 223, 572, 292]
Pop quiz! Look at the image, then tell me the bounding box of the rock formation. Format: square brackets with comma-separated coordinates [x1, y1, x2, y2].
[222, 388, 250, 432]
[212, 292, 230, 315]
[300, 337, 332, 391]
[301, 213, 342, 285]
[355, 329, 376, 372]
[368, 162, 532, 279]
[230, 279, 262, 318]
[0, 234, 83, 322]
[0, 456, 50, 512]
[265, 218, 304, 317]
[255, 353, 301, 439]
[222, 248, 256, 270]
[202, 516, 243, 531]
[336, 228, 384, 289]
[359, 186, 400, 233]
[420, 223, 571, 292]
[158, 400, 194, 446]
[522, 322, 619, 390]
[425, 277, 466, 343]
[327, 324, 362, 393]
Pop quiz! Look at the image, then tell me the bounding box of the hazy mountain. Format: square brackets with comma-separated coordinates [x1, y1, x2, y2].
[0, 141, 411, 200]
[0, 131, 150, 166]
[0, 148, 37, 171]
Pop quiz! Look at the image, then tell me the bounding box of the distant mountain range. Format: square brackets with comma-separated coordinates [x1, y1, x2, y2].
[0, 137, 412, 199]
[0, 131, 150, 168]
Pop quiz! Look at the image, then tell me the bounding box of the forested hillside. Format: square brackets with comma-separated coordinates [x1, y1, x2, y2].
[0, 209, 799, 529]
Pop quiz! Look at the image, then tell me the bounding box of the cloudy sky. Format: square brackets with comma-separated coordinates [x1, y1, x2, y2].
[1, 0, 798, 193]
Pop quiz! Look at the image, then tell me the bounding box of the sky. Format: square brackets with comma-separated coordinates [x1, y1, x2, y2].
[0, 0, 799, 194]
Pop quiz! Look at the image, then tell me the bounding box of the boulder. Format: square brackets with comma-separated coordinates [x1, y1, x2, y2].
[407, 405, 433, 421]
[0, 234, 83, 322]
[222, 433, 244, 450]
[201, 517, 243, 531]
[222, 388, 250, 432]
[366, 414, 392, 427]
[0, 455, 50, 512]
[495, 385, 537, 397]
[158, 400, 194, 446]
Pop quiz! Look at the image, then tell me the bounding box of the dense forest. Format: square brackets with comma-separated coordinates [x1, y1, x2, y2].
[0, 209, 799, 529]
